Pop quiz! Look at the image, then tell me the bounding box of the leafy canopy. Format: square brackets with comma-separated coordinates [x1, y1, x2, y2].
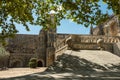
[0, 0, 120, 43]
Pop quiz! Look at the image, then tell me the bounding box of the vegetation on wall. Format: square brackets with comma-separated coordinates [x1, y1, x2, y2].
[29, 58, 37, 68]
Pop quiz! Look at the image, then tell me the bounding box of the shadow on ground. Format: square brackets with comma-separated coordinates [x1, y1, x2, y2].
[1, 54, 120, 80]
[1, 71, 120, 80]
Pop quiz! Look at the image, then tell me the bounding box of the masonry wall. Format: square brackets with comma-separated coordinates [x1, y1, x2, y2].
[6, 33, 69, 67]
[6, 34, 39, 67]
[113, 42, 120, 56]
[92, 15, 120, 36]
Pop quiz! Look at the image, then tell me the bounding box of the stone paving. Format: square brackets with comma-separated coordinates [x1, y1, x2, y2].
[0, 68, 46, 78]
[0, 50, 120, 80]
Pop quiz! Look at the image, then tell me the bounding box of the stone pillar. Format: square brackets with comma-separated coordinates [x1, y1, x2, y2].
[46, 47, 55, 66]
[46, 28, 56, 66]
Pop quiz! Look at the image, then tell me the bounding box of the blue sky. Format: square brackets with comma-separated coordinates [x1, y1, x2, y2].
[16, 1, 113, 35]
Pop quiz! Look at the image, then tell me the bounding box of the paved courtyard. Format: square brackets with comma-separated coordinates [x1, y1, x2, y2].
[0, 68, 46, 78]
[0, 50, 120, 80]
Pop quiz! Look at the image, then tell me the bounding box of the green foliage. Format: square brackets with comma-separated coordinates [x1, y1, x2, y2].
[0, 0, 36, 43]
[29, 58, 37, 68]
[0, 0, 120, 43]
[30, 58, 37, 62]
[0, 46, 10, 58]
[29, 62, 37, 68]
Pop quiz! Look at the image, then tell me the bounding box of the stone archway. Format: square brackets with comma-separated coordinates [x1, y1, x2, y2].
[37, 60, 43, 67]
[12, 61, 20, 67]
[10, 60, 23, 68]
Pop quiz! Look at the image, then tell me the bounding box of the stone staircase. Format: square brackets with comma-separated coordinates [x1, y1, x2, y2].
[52, 35, 120, 80]
[55, 35, 120, 58]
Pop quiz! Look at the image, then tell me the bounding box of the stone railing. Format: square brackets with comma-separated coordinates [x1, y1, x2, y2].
[67, 35, 120, 52]
[72, 43, 113, 52]
[55, 35, 71, 57]
[55, 39, 66, 51]
[55, 34, 120, 57]
[72, 35, 120, 43]
[55, 45, 68, 57]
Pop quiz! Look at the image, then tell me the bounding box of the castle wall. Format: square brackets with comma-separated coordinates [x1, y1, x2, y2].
[6, 34, 43, 67]
[92, 15, 120, 36]
[2, 14, 120, 68]
[7, 34, 38, 54]
[5, 28, 70, 67]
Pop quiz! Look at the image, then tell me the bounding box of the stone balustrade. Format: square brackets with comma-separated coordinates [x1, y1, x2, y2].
[56, 35, 71, 50]
[55, 34, 120, 57]
[55, 45, 68, 58]
[55, 36, 71, 57]
[72, 35, 120, 43]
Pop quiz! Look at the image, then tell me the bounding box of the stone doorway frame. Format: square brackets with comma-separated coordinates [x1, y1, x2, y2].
[37, 59, 44, 67]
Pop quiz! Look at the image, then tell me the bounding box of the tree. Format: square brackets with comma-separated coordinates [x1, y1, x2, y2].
[0, 0, 35, 44]
[0, 46, 10, 68]
[0, 0, 120, 44]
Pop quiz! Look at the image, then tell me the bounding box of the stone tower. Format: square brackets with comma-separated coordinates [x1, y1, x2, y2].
[37, 28, 56, 66]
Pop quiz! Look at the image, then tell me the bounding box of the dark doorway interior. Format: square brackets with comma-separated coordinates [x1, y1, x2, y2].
[12, 61, 21, 68]
[37, 60, 43, 67]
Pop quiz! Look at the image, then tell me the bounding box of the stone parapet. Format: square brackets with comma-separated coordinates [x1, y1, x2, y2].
[65, 35, 120, 53]
[72, 35, 120, 43]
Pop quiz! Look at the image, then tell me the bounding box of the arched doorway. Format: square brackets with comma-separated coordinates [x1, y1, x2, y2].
[11, 60, 23, 68]
[12, 61, 21, 67]
[37, 60, 43, 67]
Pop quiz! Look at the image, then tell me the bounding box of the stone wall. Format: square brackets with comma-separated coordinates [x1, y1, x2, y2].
[9, 53, 34, 67]
[5, 33, 120, 68]
[113, 42, 120, 56]
[6, 32, 69, 67]
[7, 34, 38, 54]
[92, 15, 120, 36]
[6, 34, 39, 67]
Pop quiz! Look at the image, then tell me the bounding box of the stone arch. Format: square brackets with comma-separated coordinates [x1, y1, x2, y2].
[10, 59, 23, 68]
[37, 59, 44, 67]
